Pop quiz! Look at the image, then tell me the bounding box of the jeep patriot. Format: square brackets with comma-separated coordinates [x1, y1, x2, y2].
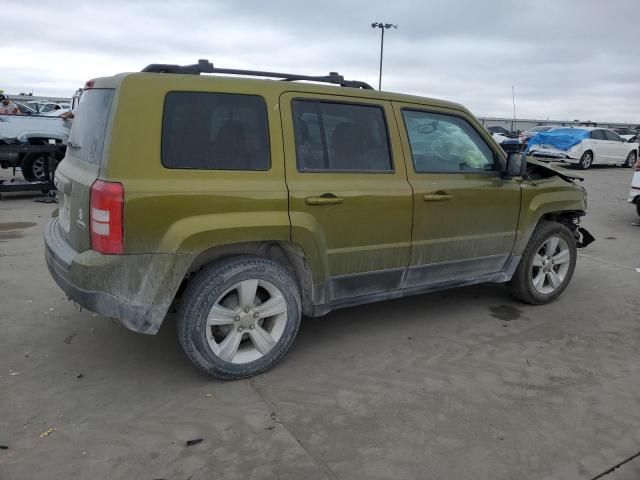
[45, 60, 593, 379]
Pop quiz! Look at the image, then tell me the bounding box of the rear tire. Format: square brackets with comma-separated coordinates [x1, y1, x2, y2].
[578, 151, 593, 170]
[21, 152, 61, 182]
[636, 201, 640, 217]
[177, 256, 302, 380]
[508, 221, 577, 305]
[624, 151, 637, 168]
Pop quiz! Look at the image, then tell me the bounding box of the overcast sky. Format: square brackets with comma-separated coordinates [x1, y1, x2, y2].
[2, 0, 639, 122]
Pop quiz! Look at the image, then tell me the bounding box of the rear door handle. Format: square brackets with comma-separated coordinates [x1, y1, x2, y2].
[305, 195, 344, 206]
[423, 193, 453, 202]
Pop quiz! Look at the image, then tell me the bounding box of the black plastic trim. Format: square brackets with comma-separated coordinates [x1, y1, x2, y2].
[141, 59, 373, 89]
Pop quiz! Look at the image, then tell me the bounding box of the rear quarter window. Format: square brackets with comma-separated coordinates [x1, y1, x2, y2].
[67, 89, 114, 165]
[161, 92, 270, 171]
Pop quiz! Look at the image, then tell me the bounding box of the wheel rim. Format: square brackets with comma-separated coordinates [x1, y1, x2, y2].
[205, 279, 288, 364]
[582, 153, 592, 168]
[531, 236, 571, 295]
[32, 157, 46, 180]
[626, 153, 636, 167]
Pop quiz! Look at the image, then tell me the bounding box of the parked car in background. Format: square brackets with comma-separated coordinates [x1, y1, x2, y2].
[528, 127, 639, 169]
[13, 102, 38, 115]
[487, 125, 518, 138]
[520, 125, 558, 144]
[485, 127, 523, 153]
[629, 156, 640, 216]
[0, 114, 70, 180]
[41, 109, 71, 117]
[612, 128, 637, 142]
[39, 102, 69, 113]
[45, 60, 593, 379]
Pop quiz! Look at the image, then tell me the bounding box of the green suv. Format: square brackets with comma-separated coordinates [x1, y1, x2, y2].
[45, 60, 593, 379]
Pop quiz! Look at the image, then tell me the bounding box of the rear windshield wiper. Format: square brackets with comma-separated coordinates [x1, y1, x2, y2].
[66, 141, 81, 149]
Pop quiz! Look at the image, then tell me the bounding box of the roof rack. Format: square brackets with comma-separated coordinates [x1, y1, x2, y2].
[141, 59, 374, 90]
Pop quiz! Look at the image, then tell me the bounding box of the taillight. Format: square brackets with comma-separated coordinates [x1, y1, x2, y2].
[635, 155, 640, 171]
[84, 79, 95, 89]
[90, 180, 124, 254]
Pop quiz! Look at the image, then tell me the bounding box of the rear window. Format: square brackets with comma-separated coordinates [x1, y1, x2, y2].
[162, 92, 270, 171]
[67, 89, 114, 165]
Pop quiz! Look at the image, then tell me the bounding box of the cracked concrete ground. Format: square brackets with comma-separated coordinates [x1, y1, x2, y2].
[1, 165, 639, 479]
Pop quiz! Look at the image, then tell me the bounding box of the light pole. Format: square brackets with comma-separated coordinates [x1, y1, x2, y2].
[512, 85, 517, 132]
[371, 22, 397, 91]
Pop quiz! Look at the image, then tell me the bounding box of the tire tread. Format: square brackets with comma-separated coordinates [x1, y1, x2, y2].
[177, 256, 301, 380]
[508, 221, 577, 305]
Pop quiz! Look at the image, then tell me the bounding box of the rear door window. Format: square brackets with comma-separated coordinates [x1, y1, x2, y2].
[590, 130, 606, 140]
[162, 92, 270, 171]
[67, 89, 114, 165]
[291, 100, 393, 172]
[604, 130, 621, 141]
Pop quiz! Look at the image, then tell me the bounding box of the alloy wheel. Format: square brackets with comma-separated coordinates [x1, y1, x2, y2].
[32, 157, 46, 180]
[531, 235, 572, 295]
[625, 152, 637, 168]
[205, 279, 288, 364]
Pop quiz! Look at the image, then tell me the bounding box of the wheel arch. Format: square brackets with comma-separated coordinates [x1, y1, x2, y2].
[581, 149, 594, 161]
[514, 199, 586, 256]
[177, 241, 315, 317]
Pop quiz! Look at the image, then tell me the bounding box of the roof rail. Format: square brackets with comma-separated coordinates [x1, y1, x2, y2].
[141, 59, 374, 90]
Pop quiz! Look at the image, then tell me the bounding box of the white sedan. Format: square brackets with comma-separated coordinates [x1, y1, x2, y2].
[629, 163, 640, 217]
[528, 127, 639, 169]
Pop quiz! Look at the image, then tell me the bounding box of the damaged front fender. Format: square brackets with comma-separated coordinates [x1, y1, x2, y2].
[576, 226, 595, 248]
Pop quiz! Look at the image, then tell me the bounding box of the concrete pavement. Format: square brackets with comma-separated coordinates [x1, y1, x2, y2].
[1, 165, 639, 479]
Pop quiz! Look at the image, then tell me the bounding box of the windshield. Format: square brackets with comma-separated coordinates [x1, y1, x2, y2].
[67, 88, 114, 165]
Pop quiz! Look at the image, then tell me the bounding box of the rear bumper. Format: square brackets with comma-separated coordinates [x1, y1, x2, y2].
[44, 218, 195, 334]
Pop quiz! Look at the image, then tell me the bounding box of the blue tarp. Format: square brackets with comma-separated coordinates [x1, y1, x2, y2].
[526, 128, 590, 152]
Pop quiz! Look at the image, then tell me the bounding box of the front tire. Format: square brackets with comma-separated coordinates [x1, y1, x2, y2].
[178, 256, 302, 380]
[624, 151, 637, 168]
[578, 151, 593, 170]
[508, 222, 577, 304]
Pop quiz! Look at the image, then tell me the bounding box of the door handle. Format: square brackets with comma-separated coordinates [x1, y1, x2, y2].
[423, 193, 453, 202]
[305, 195, 344, 206]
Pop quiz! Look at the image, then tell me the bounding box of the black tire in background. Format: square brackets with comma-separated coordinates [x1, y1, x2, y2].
[177, 256, 302, 380]
[21, 151, 62, 182]
[578, 151, 593, 170]
[624, 151, 637, 168]
[508, 221, 577, 305]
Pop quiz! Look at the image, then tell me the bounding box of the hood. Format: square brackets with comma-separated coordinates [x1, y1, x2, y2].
[526, 157, 584, 182]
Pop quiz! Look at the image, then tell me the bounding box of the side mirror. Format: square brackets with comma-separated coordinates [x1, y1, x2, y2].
[504, 151, 527, 178]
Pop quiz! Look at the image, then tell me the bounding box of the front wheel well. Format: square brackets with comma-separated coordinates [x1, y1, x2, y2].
[175, 241, 314, 316]
[540, 211, 584, 229]
[538, 211, 586, 244]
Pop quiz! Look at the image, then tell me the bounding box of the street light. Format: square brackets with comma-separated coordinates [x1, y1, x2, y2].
[512, 85, 517, 132]
[371, 22, 397, 91]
